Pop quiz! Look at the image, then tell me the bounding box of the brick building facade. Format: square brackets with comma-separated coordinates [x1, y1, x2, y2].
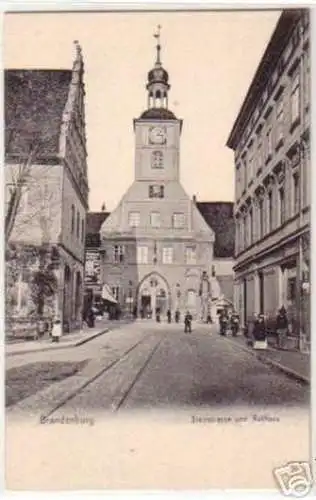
[5, 42, 88, 335]
[226, 10, 310, 347]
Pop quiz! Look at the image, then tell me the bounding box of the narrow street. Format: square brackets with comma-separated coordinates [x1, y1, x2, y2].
[6, 321, 309, 415]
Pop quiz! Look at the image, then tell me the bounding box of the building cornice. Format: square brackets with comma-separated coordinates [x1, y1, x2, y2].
[226, 9, 304, 150]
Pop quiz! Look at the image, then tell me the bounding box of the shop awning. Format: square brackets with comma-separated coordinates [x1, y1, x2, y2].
[101, 284, 118, 304]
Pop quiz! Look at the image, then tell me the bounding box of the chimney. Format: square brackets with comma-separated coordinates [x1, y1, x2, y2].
[192, 194, 197, 204]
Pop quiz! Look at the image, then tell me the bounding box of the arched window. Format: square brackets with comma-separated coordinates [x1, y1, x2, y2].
[71, 204, 75, 233]
[155, 90, 161, 99]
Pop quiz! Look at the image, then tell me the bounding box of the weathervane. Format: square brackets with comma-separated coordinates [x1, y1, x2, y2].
[153, 24, 162, 65]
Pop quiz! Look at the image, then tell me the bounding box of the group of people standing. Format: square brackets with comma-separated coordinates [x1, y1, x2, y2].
[246, 306, 289, 350]
[218, 306, 290, 351]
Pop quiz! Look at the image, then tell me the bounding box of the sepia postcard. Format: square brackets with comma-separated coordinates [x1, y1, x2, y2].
[3, 6, 314, 495]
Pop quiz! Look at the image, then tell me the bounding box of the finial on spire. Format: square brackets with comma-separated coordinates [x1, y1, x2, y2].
[74, 40, 82, 60]
[153, 24, 162, 65]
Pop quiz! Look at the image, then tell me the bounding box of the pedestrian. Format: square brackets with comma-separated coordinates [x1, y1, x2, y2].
[275, 306, 288, 350]
[206, 313, 212, 324]
[175, 310, 180, 323]
[184, 311, 192, 333]
[156, 307, 161, 323]
[167, 309, 171, 323]
[219, 309, 228, 336]
[252, 313, 267, 350]
[231, 312, 240, 337]
[87, 308, 95, 328]
[51, 319, 62, 343]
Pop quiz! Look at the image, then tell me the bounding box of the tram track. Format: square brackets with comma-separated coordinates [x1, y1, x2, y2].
[45, 331, 165, 416]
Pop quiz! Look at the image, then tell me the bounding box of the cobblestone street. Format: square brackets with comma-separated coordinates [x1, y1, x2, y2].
[6, 321, 309, 416]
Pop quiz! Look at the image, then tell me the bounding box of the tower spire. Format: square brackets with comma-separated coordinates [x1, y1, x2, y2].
[153, 24, 162, 66]
[146, 25, 170, 109]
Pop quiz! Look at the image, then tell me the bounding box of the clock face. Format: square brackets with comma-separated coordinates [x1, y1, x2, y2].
[149, 126, 166, 145]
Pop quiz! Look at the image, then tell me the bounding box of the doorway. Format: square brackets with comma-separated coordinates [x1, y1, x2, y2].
[141, 295, 151, 317]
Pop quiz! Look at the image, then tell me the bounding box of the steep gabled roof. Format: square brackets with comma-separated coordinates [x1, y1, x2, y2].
[5, 69, 72, 159]
[196, 202, 235, 258]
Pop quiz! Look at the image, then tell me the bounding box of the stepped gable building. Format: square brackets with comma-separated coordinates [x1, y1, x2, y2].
[5, 42, 88, 334]
[99, 28, 234, 320]
[227, 9, 310, 347]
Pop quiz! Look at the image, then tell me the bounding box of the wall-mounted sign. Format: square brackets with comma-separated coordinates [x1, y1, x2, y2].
[85, 251, 101, 284]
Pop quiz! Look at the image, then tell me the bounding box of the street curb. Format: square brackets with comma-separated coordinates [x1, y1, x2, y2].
[225, 336, 310, 384]
[6, 328, 109, 357]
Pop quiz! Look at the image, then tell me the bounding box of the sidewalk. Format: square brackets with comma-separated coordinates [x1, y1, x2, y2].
[5, 321, 110, 357]
[227, 334, 310, 383]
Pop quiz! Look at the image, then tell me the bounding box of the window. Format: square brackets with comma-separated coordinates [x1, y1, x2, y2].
[150, 212, 161, 228]
[243, 158, 247, 189]
[236, 165, 241, 199]
[185, 246, 196, 265]
[137, 246, 148, 264]
[291, 72, 300, 125]
[128, 211, 140, 227]
[113, 245, 124, 263]
[76, 211, 80, 238]
[266, 127, 273, 159]
[244, 214, 248, 248]
[292, 172, 300, 215]
[304, 50, 310, 109]
[256, 127, 263, 172]
[249, 207, 253, 246]
[111, 287, 120, 301]
[81, 219, 85, 242]
[268, 190, 273, 233]
[162, 246, 173, 264]
[276, 96, 284, 144]
[279, 187, 285, 225]
[149, 185, 164, 198]
[151, 151, 164, 169]
[235, 219, 240, 254]
[248, 155, 254, 183]
[259, 199, 264, 240]
[71, 204, 75, 233]
[172, 212, 185, 229]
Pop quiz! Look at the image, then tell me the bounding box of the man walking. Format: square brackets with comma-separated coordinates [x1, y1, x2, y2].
[184, 311, 193, 333]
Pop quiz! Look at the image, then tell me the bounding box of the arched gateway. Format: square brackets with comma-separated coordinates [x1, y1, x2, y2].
[137, 273, 170, 317]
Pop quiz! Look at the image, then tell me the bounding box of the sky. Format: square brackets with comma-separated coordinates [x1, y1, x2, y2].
[4, 9, 281, 211]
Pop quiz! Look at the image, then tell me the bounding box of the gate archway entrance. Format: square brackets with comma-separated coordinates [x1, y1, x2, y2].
[137, 273, 170, 317]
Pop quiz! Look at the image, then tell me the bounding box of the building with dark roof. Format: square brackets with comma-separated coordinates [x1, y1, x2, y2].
[87, 200, 235, 311]
[94, 30, 235, 321]
[226, 9, 310, 348]
[5, 42, 89, 336]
